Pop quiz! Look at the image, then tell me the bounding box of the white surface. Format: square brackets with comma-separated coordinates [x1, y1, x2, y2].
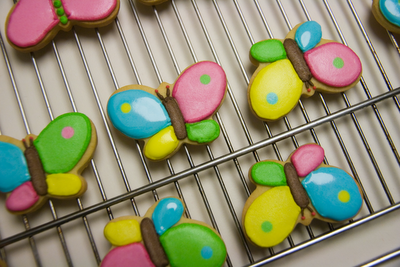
[0, 0, 399, 266]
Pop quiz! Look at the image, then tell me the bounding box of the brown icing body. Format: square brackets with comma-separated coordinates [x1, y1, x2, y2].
[156, 87, 187, 140]
[284, 163, 309, 209]
[283, 38, 314, 89]
[23, 138, 47, 196]
[140, 218, 169, 267]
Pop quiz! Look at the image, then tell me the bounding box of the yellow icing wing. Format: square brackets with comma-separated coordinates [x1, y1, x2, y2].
[249, 59, 302, 121]
[144, 126, 179, 160]
[46, 173, 82, 196]
[104, 218, 142, 247]
[244, 186, 300, 247]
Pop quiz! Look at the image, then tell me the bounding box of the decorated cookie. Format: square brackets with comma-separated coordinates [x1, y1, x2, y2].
[372, 0, 400, 34]
[0, 112, 97, 215]
[100, 197, 227, 267]
[5, 0, 120, 52]
[242, 144, 363, 248]
[107, 61, 227, 161]
[248, 21, 362, 121]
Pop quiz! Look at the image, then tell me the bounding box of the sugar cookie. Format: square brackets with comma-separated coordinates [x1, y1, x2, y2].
[372, 0, 400, 34]
[5, 0, 120, 52]
[248, 21, 362, 121]
[138, 0, 169, 5]
[242, 144, 363, 248]
[100, 197, 227, 267]
[0, 112, 97, 215]
[107, 61, 227, 161]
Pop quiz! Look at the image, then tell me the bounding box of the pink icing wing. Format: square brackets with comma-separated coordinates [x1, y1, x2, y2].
[6, 182, 40, 212]
[304, 42, 362, 88]
[291, 144, 324, 177]
[6, 0, 59, 48]
[172, 61, 227, 123]
[100, 243, 155, 267]
[63, 0, 117, 21]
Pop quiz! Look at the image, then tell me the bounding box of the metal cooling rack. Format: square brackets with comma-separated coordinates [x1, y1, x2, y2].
[0, 0, 399, 266]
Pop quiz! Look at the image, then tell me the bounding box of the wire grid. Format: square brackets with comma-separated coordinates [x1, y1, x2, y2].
[0, 0, 399, 266]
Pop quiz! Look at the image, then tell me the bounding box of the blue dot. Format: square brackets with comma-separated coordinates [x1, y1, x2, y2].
[266, 92, 278, 105]
[201, 246, 213, 259]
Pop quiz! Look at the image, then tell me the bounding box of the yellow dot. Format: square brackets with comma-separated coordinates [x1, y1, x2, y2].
[338, 190, 350, 203]
[121, 103, 131, 113]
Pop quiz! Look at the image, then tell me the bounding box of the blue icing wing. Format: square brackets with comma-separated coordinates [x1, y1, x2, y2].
[295, 21, 322, 52]
[302, 167, 362, 221]
[107, 89, 171, 139]
[152, 198, 184, 235]
[0, 141, 30, 193]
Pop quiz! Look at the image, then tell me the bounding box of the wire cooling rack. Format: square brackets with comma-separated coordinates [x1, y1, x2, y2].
[0, 0, 399, 266]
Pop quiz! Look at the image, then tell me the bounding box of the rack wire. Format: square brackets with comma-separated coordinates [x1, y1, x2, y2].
[0, 0, 399, 266]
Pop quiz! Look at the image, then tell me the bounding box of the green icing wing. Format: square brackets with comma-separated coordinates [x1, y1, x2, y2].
[186, 120, 220, 143]
[251, 161, 287, 186]
[250, 39, 286, 63]
[34, 113, 92, 173]
[160, 223, 227, 267]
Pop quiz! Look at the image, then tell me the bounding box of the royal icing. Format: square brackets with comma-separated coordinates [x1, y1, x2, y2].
[5, 182, 39, 212]
[302, 167, 363, 221]
[101, 243, 155, 267]
[248, 21, 362, 121]
[243, 144, 363, 248]
[379, 0, 400, 27]
[5, 0, 119, 51]
[107, 61, 227, 161]
[0, 141, 30, 193]
[152, 198, 184, 235]
[291, 143, 324, 177]
[0, 112, 97, 214]
[104, 219, 142, 246]
[101, 197, 227, 267]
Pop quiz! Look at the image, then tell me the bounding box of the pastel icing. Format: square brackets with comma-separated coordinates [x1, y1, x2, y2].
[294, 21, 322, 52]
[291, 144, 324, 177]
[107, 90, 171, 139]
[152, 198, 184, 235]
[159, 223, 227, 267]
[186, 120, 220, 143]
[172, 61, 226, 123]
[244, 186, 300, 248]
[0, 141, 30, 193]
[302, 167, 363, 221]
[5, 182, 39, 212]
[144, 126, 179, 161]
[250, 39, 287, 63]
[100, 243, 155, 267]
[6, 0, 59, 48]
[379, 0, 400, 27]
[34, 112, 92, 173]
[46, 173, 82, 196]
[304, 42, 362, 87]
[250, 161, 286, 186]
[104, 219, 142, 247]
[249, 59, 303, 120]
[63, 0, 117, 21]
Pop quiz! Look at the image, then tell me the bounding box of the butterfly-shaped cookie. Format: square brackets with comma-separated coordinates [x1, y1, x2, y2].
[100, 197, 227, 267]
[0, 113, 97, 214]
[5, 0, 120, 52]
[242, 144, 363, 248]
[107, 61, 227, 161]
[248, 21, 362, 121]
[372, 0, 400, 34]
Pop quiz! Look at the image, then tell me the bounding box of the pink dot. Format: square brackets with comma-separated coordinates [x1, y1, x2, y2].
[61, 126, 74, 139]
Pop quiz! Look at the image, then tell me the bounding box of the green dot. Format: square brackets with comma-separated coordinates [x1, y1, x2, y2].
[56, 7, 65, 16]
[60, 16, 68, 25]
[261, 221, 273, 233]
[200, 74, 211, 85]
[333, 57, 344, 69]
[53, 0, 62, 8]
